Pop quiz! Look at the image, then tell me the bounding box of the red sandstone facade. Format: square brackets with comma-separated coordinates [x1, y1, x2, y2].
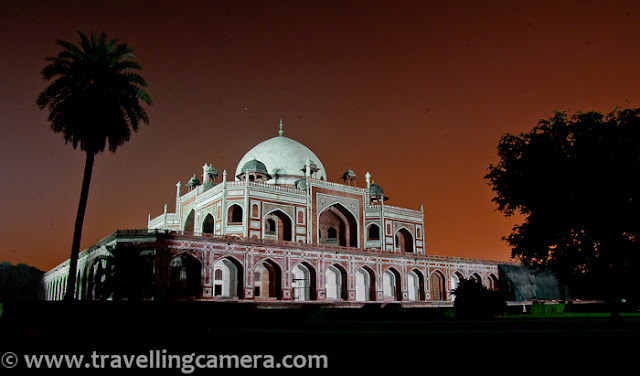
[43, 127, 500, 303]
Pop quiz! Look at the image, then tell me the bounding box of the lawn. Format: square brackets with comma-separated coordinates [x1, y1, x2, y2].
[1, 301, 637, 372]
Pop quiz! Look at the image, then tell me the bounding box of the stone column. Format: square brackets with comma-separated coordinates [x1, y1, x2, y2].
[175, 181, 181, 212]
[243, 252, 255, 300]
[243, 168, 249, 238]
[163, 204, 167, 229]
[221, 170, 227, 235]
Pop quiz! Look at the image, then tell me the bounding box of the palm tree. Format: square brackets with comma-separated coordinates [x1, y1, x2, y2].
[37, 31, 151, 300]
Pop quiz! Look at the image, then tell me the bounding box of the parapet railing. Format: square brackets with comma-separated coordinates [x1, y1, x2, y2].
[309, 178, 365, 193]
[246, 181, 307, 194]
[112, 229, 504, 265]
[366, 204, 423, 215]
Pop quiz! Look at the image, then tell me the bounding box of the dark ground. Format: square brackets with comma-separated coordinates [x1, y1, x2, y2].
[1, 300, 637, 374]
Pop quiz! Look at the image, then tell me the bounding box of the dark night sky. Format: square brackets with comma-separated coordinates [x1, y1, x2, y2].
[2, 0, 640, 272]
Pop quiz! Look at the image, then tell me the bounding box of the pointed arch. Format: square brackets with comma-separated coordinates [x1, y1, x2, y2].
[318, 203, 358, 248]
[265, 218, 276, 233]
[394, 227, 414, 253]
[89, 256, 114, 301]
[367, 223, 380, 240]
[263, 208, 293, 242]
[487, 274, 499, 291]
[169, 253, 201, 299]
[292, 262, 316, 301]
[450, 271, 464, 301]
[355, 266, 376, 302]
[407, 268, 425, 301]
[366, 223, 382, 249]
[228, 204, 243, 225]
[254, 259, 282, 300]
[430, 270, 446, 301]
[383, 267, 402, 301]
[202, 213, 215, 234]
[325, 264, 348, 300]
[183, 209, 195, 234]
[213, 256, 243, 298]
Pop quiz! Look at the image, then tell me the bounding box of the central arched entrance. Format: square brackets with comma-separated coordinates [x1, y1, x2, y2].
[318, 203, 358, 248]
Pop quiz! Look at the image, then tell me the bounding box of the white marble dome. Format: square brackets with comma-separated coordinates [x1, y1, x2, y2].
[235, 134, 327, 186]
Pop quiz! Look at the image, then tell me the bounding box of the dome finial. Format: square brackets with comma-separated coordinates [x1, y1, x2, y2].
[279, 117, 283, 136]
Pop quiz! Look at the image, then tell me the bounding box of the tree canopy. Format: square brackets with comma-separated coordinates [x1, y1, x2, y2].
[485, 108, 640, 302]
[36, 31, 151, 300]
[37, 31, 151, 155]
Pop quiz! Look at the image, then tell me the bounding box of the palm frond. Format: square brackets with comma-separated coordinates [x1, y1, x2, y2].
[37, 30, 151, 154]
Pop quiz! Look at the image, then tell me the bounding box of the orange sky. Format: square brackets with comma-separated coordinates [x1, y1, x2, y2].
[2, 0, 640, 272]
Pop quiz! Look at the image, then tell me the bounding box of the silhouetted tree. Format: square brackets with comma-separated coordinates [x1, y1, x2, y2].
[485, 108, 640, 318]
[0, 262, 44, 300]
[453, 278, 506, 319]
[36, 31, 151, 300]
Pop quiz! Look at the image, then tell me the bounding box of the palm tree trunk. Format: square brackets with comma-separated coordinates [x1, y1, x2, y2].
[64, 151, 95, 301]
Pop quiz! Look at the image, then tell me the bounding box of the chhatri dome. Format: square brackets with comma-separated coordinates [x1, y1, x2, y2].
[235, 119, 328, 186]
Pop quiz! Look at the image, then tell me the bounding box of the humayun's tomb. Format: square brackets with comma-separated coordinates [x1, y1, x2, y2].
[42, 120, 501, 304]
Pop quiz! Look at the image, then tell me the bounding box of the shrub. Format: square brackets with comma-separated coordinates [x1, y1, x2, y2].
[453, 278, 506, 319]
[529, 302, 565, 315]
